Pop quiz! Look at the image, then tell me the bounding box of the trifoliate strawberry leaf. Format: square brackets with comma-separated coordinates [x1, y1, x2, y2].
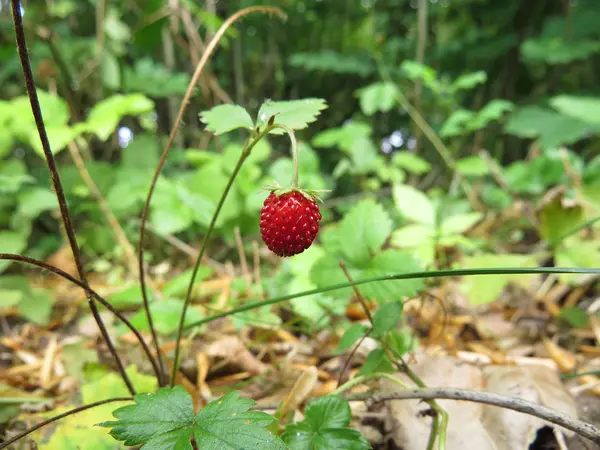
[200, 104, 254, 135]
[282, 396, 370, 450]
[257, 98, 328, 134]
[100, 388, 286, 450]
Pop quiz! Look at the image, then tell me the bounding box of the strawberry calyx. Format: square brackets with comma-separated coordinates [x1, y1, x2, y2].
[261, 181, 329, 203]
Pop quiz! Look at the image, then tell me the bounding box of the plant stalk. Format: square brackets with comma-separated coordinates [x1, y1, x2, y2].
[183, 266, 600, 331]
[170, 126, 273, 387]
[10, 0, 134, 395]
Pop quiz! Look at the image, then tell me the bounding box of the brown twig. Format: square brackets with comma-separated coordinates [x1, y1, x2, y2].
[0, 253, 163, 383]
[10, 0, 135, 395]
[0, 397, 132, 450]
[362, 388, 600, 445]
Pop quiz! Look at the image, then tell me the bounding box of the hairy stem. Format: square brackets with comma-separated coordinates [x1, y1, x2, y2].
[0, 397, 131, 450]
[0, 254, 162, 383]
[138, 6, 285, 386]
[170, 126, 272, 387]
[10, 0, 134, 395]
[183, 267, 600, 330]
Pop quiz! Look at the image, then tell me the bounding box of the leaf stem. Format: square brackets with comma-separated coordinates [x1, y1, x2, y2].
[170, 126, 273, 387]
[331, 372, 408, 396]
[394, 355, 447, 450]
[183, 267, 600, 330]
[138, 6, 285, 386]
[0, 397, 132, 450]
[273, 124, 299, 188]
[10, 0, 134, 395]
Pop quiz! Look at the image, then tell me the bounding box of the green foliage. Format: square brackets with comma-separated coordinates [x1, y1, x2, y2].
[334, 323, 370, 355]
[457, 253, 538, 305]
[83, 94, 155, 141]
[559, 307, 589, 328]
[356, 82, 399, 116]
[100, 387, 286, 450]
[372, 300, 402, 338]
[256, 99, 328, 134]
[282, 396, 370, 450]
[505, 106, 595, 149]
[200, 104, 254, 135]
[0, 276, 54, 325]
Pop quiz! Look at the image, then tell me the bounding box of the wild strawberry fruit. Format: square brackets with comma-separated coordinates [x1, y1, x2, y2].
[260, 190, 322, 257]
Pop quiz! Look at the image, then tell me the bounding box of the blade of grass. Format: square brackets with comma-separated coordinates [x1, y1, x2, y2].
[184, 267, 600, 330]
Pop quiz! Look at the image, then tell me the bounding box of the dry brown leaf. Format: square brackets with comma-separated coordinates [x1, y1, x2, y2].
[279, 366, 318, 421]
[205, 335, 268, 375]
[382, 350, 579, 450]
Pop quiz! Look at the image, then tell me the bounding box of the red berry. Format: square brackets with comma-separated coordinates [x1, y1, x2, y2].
[260, 190, 322, 257]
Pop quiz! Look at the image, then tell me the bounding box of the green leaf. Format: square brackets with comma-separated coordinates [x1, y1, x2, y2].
[128, 299, 204, 335]
[282, 396, 370, 450]
[555, 236, 600, 285]
[505, 106, 592, 149]
[85, 94, 154, 141]
[0, 231, 28, 274]
[337, 200, 392, 266]
[440, 212, 482, 235]
[161, 267, 213, 297]
[393, 183, 435, 225]
[440, 109, 475, 137]
[100, 386, 195, 449]
[0, 289, 22, 309]
[17, 188, 57, 218]
[392, 152, 431, 174]
[101, 387, 285, 450]
[334, 323, 369, 355]
[257, 98, 328, 134]
[387, 328, 418, 358]
[360, 250, 424, 301]
[457, 253, 538, 305]
[360, 348, 395, 375]
[193, 391, 285, 450]
[372, 300, 402, 337]
[559, 307, 589, 328]
[312, 122, 371, 149]
[471, 99, 514, 129]
[452, 71, 487, 91]
[391, 224, 434, 248]
[356, 82, 399, 116]
[20, 288, 54, 325]
[550, 95, 600, 125]
[538, 198, 585, 247]
[199, 104, 254, 135]
[455, 156, 490, 177]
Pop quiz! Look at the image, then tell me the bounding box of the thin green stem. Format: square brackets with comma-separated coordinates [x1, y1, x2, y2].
[170, 126, 272, 387]
[273, 124, 299, 188]
[183, 267, 600, 330]
[331, 372, 408, 396]
[396, 355, 447, 450]
[561, 370, 600, 380]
